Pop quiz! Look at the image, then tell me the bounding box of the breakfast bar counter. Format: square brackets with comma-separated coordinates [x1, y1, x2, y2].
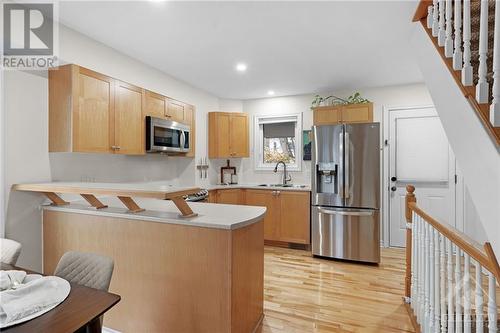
[13, 182, 266, 333]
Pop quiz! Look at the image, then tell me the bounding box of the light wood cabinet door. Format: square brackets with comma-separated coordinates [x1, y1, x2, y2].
[144, 91, 166, 119]
[184, 105, 195, 157]
[167, 99, 185, 122]
[216, 189, 242, 205]
[229, 114, 249, 157]
[114, 81, 145, 155]
[313, 106, 341, 125]
[209, 113, 231, 158]
[74, 68, 114, 153]
[341, 103, 373, 123]
[278, 191, 310, 244]
[245, 190, 280, 241]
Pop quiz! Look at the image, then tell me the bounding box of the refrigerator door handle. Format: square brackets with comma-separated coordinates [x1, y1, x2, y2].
[317, 207, 374, 216]
[338, 131, 344, 199]
[344, 131, 350, 199]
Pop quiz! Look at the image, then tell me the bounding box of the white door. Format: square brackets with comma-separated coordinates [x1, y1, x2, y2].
[388, 106, 456, 247]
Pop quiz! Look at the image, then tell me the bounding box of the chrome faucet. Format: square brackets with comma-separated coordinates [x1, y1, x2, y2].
[274, 161, 292, 186]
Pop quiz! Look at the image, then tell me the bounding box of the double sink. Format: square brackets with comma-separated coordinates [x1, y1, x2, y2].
[257, 184, 307, 188]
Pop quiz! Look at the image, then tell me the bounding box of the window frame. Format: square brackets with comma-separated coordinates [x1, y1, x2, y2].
[253, 113, 302, 171]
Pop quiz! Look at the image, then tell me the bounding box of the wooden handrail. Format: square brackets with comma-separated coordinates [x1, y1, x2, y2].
[405, 186, 500, 282]
[412, 0, 432, 22]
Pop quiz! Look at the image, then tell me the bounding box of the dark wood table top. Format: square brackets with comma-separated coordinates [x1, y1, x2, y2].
[1, 263, 120, 333]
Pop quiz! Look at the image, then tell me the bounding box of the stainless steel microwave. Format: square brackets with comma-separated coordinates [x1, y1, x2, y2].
[145, 116, 190, 153]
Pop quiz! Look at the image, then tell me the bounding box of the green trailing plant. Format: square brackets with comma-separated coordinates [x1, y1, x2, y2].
[310, 92, 370, 109]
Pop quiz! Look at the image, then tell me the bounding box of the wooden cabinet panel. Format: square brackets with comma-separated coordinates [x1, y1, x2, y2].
[184, 105, 196, 157]
[209, 113, 231, 158]
[144, 91, 166, 119]
[230, 114, 249, 157]
[209, 112, 249, 158]
[313, 106, 341, 125]
[216, 189, 242, 205]
[341, 104, 373, 123]
[167, 99, 185, 122]
[114, 81, 144, 155]
[74, 68, 114, 153]
[245, 190, 280, 241]
[279, 191, 310, 244]
[312, 103, 373, 125]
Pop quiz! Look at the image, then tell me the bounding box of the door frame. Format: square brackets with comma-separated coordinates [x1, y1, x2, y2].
[382, 104, 434, 248]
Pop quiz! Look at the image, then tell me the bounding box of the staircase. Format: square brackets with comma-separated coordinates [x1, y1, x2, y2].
[414, 0, 500, 143]
[410, 0, 500, 276]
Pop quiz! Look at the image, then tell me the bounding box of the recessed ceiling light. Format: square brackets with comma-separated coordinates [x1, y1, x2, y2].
[235, 63, 247, 72]
[267, 90, 275, 96]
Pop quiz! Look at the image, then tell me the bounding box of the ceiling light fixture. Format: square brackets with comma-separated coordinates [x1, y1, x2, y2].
[267, 90, 275, 96]
[235, 63, 247, 72]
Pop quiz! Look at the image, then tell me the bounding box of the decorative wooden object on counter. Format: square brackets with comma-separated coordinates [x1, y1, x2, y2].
[49, 64, 196, 156]
[12, 183, 200, 217]
[312, 102, 373, 125]
[220, 159, 237, 184]
[208, 112, 249, 158]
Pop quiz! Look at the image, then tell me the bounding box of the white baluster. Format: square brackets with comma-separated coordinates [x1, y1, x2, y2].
[438, 0, 446, 46]
[456, 247, 463, 332]
[462, 0, 473, 85]
[476, 0, 490, 103]
[425, 223, 431, 331]
[487, 272, 497, 333]
[420, 217, 426, 324]
[453, 0, 463, 69]
[434, 229, 441, 332]
[430, 226, 436, 332]
[428, 6, 434, 29]
[445, 0, 453, 57]
[448, 239, 455, 333]
[440, 235, 447, 333]
[490, 0, 500, 126]
[464, 254, 471, 333]
[476, 261, 484, 333]
[433, 0, 440, 37]
[412, 212, 418, 311]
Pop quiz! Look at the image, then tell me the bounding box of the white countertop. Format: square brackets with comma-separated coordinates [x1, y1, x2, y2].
[42, 196, 266, 230]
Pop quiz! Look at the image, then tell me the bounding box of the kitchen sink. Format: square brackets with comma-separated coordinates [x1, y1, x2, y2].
[257, 184, 307, 188]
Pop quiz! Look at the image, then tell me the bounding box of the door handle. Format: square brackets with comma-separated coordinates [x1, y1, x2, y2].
[344, 131, 350, 199]
[317, 208, 374, 216]
[391, 186, 397, 192]
[391, 176, 397, 182]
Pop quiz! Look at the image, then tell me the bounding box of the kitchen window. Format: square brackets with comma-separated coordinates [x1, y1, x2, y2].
[254, 114, 302, 171]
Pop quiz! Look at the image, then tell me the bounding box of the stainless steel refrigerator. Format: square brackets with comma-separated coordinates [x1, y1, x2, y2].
[311, 123, 380, 263]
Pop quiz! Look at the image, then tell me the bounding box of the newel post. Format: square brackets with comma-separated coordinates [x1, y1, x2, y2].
[405, 185, 416, 300]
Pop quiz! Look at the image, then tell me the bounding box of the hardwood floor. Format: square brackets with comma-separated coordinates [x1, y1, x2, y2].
[257, 246, 414, 333]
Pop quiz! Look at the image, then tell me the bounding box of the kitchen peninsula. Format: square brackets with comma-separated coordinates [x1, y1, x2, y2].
[12, 182, 266, 333]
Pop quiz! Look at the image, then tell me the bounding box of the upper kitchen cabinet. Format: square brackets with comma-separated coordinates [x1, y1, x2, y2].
[114, 81, 144, 155]
[144, 90, 167, 119]
[49, 64, 196, 157]
[166, 98, 186, 123]
[49, 64, 145, 154]
[208, 112, 249, 158]
[312, 102, 373, 126]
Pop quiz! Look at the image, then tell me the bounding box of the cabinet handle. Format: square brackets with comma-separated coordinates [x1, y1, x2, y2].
[115, 146, 121, 150]
[276, 191, 281, 196]
[111, 146, 117, 150]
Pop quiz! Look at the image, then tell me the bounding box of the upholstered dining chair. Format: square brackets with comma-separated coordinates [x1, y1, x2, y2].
[0, 238, 22, 265]
[54, 251, 115, 332]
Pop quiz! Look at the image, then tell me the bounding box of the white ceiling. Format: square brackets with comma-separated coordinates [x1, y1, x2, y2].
[58, 1, 422, 100]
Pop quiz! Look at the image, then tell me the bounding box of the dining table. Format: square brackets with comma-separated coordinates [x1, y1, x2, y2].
[0, 263, 121, 333]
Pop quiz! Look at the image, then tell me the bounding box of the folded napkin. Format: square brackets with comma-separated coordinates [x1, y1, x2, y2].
[0, 271, 27, 291]
[0, 274, 70, 328]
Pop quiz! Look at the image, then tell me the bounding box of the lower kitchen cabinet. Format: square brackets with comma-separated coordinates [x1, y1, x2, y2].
[245, 190, 281, 241]
[215, 189, 243, 205]
[279, 191, 310, 244]
[243, 189, 310, 245]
